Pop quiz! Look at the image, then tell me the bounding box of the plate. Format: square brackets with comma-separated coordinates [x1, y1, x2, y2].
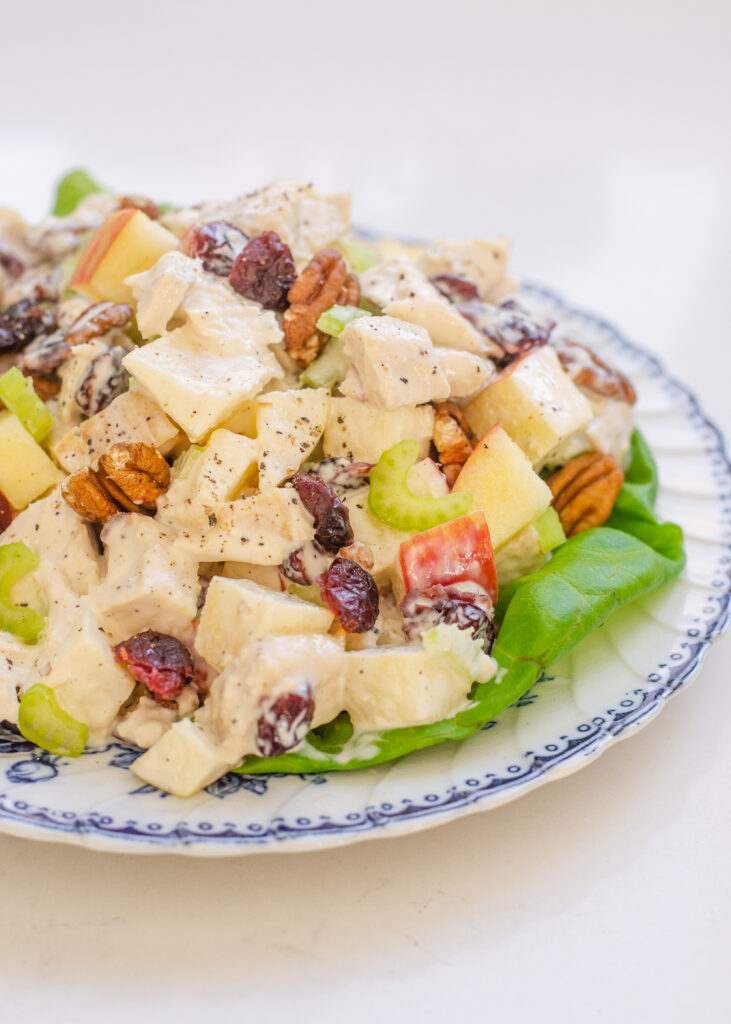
[0, 282, 729, 855]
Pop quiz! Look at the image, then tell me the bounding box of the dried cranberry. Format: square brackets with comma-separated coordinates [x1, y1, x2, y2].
[307, 458, 373, 495]
[0, 299, 57, 353]
[0, 491, 14, 534]
[318, 556, 379, 633]
[113, 630, 195, 703]
[75, 345, 128, 416]
[292, 474, 353, 553]
[229, 231, 296, 311]
[279, 541, 332, 586]
[255, 685, 315, 757]
[179, 220, 248, 277]
[430, 274, 479, 304]
[400, 585, 496, 653]
[483, 304, 554, 368]
[0, 249, 24, 280]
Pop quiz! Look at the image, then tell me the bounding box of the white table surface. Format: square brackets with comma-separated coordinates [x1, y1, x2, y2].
[1, 1, 729, 1021]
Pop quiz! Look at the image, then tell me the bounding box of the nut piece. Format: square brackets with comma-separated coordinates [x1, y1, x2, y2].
[117, 195, 162, 220]
[554, 338, 636, 404]
[61, 467, 121, 524]
[66, 301, 133, 347]
[338, 271, 360, 308]
[548, 451, 625, 536]
[433, 401, 474, 486]
[97, 442, 170, 510]
[283, 248, 349, 366]
[61, 442, 171, 523]
[339, 540, 375, 572]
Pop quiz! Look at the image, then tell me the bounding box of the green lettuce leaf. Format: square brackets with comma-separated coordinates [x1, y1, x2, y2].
[235, 430, 685, 775]
[52, 169, 106, 217]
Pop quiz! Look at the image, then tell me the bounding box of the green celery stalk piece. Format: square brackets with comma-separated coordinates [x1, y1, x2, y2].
[0, 542, 46, 643]
[368, 440, 472, 532]
[339, 239, 379, 273]
[52, 169, 105, 217]
[0, 367, 53, 442]
[18, 684, 88, 757]
[300, 337, 349, 390]
[286, 582, 326, 607]
[316, 304, 370, 338]
[534, 506, 566, 553]
[235, 430, 686, 774]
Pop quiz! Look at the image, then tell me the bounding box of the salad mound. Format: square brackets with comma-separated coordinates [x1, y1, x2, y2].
[0, 171, 684, 797]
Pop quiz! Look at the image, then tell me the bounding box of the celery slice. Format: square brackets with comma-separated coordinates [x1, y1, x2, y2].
[338, 239, 379, 273]
[0, 542, 46, 642]
[368, 441, 473, 532]
[0, 367, 53, 442]
[18, 684, 88, 757]
[52, 169, 105, 217]
[316, 304, 369, 338]
[534, 506, 567, 553]
[300, 338, 348, 390]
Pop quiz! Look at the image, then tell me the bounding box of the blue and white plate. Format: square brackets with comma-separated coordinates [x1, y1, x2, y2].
[1, 283, 729, 855]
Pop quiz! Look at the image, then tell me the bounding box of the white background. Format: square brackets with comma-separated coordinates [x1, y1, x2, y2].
[1, 1, 730, 1021]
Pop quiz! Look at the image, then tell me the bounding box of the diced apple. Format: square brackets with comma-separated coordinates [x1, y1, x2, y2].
[344, 644, 472, 731]
[256, 388, 330, 489]
[464, 346, 593, 467]
[0, 411, 63, 509]
[70, 208, 178, 304]
[452, 425, 551, 550]
[324, 396, 434, 463]
[398, 511, 497, 602]
[221, 561, 284, 590]
[130, 718, 232, 797]
[195, 576, 334, 671]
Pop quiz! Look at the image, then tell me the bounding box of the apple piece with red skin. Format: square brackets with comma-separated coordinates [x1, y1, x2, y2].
[398, 510, 498, 605]
[70, 208, 178, 304]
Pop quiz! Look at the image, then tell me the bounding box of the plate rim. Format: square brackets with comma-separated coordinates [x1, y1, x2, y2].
[1, 280, 729, 855]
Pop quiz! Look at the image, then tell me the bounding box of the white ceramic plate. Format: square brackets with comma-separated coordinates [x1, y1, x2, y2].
[0, 282, 728, 855]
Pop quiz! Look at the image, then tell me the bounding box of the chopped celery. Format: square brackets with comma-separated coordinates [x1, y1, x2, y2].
[0, 542, 46, 642]
[0, 367, 53, 442]
[300, 338, 348, 390]
[52, 169, 105, 217]
[316, 304, 369, 338]
[368, 440, 473, 533]
[358, 298, 382, 315]
[286, 582, 326, 607]
[338, 239, 379, 273]
[534, 506, 567, 553]
[18, 684, 88, 757]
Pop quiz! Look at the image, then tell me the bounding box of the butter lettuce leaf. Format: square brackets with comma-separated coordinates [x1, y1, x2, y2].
[235, 431, 685, 775]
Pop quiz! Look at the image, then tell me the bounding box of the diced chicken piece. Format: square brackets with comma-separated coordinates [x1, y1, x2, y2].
[91, 516, 200, 644]
[324, 396, 434, 463]
[339, 316, 449, 410]
[359, 257, 486, 355]
[126, 250, 204, 338]
[123, 272, 284, 441]
[161, 181, 351, 268]
[464, 346, 593, 468]
[1, 487, 101, 595]
[419, 237, 518, 303]
[132, 634, 345, 796]
[256, 388, 330, 489]
[195, 576, 334, 671]
[435, 347, 494, 400]
[115, 686, 199, 749]
[173, 488, 314, 563]
[52, 388, 182, 474]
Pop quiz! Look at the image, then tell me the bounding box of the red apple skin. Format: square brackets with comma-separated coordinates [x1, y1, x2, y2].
[70, 208, 138, 290]
[398, 511, 498, 604]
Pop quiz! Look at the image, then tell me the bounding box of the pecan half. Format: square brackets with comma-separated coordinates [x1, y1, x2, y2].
[433, 401, 474, 486]
[118, 195, 162, 220]
[66, 301, 133, 347]
[61, 467, 121, 524]
[547, 451, 624, 536]
[554, 338, 636, 405]
[97, 442, 170, 510]
[338, 272, 360, 308]
[283, 248, 349, 366]
[61, 442, 170, 523]
[25, 373, 61, 401]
